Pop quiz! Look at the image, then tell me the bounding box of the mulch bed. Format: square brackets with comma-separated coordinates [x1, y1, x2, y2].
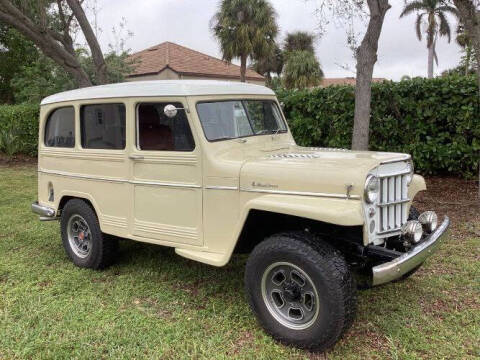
[0, 154, 37, 166]
[413, 177, 480, 236]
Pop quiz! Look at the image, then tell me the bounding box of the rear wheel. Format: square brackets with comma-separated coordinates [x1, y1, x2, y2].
[245, 232, 357, 352]
[60, 199, 117, 269]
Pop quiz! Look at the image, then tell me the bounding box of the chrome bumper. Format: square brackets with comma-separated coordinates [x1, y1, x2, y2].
[372, 216, 450, 286]
[31, 202, 58, 221]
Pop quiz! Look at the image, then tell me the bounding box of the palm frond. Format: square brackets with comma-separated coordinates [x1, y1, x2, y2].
[437, 11, 452, 43]
[400, 1, 428, 18]
[416, 13, 425, 41]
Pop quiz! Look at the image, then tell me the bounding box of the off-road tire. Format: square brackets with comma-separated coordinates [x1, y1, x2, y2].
[60, 199, 117, 269]
[244, 231, 357, 352]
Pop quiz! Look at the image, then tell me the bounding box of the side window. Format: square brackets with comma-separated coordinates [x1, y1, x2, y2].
[137, 102, 195, 151]
[81, 103, 126, 149]
[44, 107, 75, 148]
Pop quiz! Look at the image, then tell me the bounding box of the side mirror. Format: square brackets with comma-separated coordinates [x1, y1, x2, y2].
[164, 104, 178, 118]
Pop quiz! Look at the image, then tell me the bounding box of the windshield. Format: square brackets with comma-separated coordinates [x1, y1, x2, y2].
[196, 100, 287, 141]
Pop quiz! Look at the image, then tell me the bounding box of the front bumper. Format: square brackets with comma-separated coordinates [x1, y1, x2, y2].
[372, 216, 450, 286]
[31, 201, 58, 221]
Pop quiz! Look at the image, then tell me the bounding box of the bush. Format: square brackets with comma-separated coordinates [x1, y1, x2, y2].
[277, 76, 480, 178]
[0, 104, 39, 156]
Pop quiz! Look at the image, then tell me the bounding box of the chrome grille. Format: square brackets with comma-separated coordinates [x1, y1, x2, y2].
[378, 174, 409, 234]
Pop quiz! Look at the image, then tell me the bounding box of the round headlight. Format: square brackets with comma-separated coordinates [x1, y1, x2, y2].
[418, 211, 438, 233]
[402, 220, 423, 244]
[364, 175, 379, 203]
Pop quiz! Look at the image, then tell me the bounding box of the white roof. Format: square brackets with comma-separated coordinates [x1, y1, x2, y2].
[40, 80, 275, 105]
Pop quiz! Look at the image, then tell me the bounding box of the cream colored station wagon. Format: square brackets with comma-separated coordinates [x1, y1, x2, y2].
[32, 80, 449, 351]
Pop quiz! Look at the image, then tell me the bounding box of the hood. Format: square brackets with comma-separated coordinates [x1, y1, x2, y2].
[239, 145, 410, 198]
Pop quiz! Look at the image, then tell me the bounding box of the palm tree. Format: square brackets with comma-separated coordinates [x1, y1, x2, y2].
[211, 0, 278, 82]
[456, 23, 474, 76]
[283, 31, 316, 54]
[400, 0, 458, 79]
[283, 50, 324, 89]
[250, 43, 283, 83]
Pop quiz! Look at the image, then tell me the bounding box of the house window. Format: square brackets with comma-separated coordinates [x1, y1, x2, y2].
[44, 107, 75, 148]
[81, 104, 126, 149]
[136, 103, 195, 151]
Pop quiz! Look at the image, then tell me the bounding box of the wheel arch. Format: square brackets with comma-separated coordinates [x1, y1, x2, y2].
[225, 194, 365, 261]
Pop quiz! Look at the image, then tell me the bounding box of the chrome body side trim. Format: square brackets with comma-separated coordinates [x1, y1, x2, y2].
[204, 185, 239, 191]
[38, 169, 201, 189]
[31, 201, 58, 220]
[38, 169, 128, 184]
[240, 187, 361, 200]
[372, 216, 450, 286]
[131, 180, 201, 189]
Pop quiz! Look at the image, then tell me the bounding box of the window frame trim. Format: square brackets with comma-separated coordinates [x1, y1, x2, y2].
[43, 105, 76, 148]
[79, 102, 127, 151]
[134, 101, 196, 152]
[195, 99, 288, 143]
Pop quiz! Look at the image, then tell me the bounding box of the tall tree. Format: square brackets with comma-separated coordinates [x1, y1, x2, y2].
[310, 0, 391, 150]
[283, 31, 316, 53]
[456, 22, 474, 75]
[400, 0, 458, 79]
[0, 26, 38, 103]
[351, 0, 391, 150]
[452, 0, 480, 99]
[283, 50, 324, 89]
[211, 0, 278, 82]
[0, 0, 107, 87]
[250, 43, 283, 82]
[282, 31, 323, 89]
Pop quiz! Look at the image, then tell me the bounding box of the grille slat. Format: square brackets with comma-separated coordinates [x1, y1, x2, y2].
[378, 173, 409, 234]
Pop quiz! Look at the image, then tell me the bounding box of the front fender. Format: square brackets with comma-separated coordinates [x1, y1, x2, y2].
[211, 194, 365, 267]
[408, 174, 427, 201]
[240, 194, 364, 227]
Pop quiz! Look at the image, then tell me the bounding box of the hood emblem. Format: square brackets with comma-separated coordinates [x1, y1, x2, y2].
[252, 181, 278, 189]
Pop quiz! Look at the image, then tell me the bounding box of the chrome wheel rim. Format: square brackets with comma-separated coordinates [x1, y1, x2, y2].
[261, 262, 320, 330]
[67, 214, 92, 258]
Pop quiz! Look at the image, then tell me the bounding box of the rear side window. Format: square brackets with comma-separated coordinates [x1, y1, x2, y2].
[81, 103, 126, 149]
[44, 107, 75, 148]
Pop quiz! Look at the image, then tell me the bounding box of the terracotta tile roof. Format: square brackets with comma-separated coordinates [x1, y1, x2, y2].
[321, 77, 385, 87]
[127, 42, 264, 81]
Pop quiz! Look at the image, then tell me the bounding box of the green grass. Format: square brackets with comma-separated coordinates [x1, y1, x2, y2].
[0, 165, 479, 359]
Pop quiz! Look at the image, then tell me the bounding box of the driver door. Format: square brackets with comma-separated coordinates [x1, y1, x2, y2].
[130, 100, 203, 246]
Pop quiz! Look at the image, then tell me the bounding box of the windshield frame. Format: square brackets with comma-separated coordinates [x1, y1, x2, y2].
[195, 99, 288, 143]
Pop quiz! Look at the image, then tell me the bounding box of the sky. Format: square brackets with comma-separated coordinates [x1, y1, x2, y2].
[88, 0, 463, 81]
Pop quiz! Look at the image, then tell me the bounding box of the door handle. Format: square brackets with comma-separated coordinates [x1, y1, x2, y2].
[129, 154, 144, 160]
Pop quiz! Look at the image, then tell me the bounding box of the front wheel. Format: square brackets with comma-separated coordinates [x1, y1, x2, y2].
[245, 232, 357, 352]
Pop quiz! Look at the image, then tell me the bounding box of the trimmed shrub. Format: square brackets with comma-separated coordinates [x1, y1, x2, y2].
[0, 104, 39, 156]
[277, 76, 480, 177]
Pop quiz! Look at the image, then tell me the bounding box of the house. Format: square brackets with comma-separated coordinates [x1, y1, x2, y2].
[321, 77, 385, 87]
[126, 42, 265, 85]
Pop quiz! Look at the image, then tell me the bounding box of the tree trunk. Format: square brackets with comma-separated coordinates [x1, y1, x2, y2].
[465, 46, 471, 76]
[240, 54, 247, 82]
[351, 0, 391, 151]
[66, 0, 108, 85]
[428, 43, 434, 78]
[0, 0, 92, 87]
[453, 0, 480, 99]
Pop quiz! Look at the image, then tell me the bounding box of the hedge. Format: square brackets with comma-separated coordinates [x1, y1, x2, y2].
[277, 76, 480, 178]
[0, 76, 478, 177]
[0, 104, 39, 156]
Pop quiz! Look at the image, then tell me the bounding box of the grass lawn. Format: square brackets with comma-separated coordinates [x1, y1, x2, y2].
[0, 165, 479, 359]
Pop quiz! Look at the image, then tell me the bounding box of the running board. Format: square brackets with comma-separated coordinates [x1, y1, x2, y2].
[175, 248, 227, 267]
